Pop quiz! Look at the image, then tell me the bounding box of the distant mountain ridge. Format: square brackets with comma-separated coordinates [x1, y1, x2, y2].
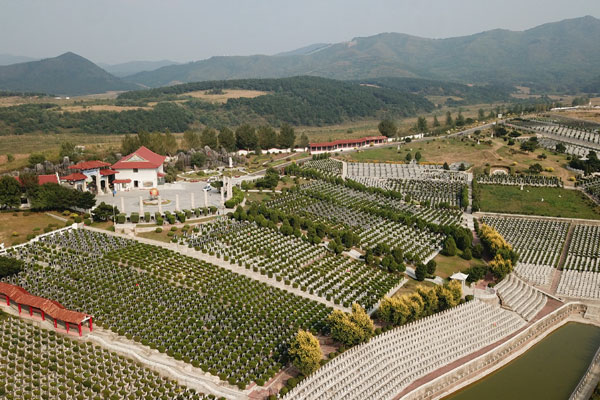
[0, 54, 38, 66]
[0, 52, 139, 95]
[98, 60, 180, 78]
[125, 16, 600, 92]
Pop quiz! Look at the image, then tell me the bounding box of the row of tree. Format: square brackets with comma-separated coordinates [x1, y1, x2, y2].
[378, 281, 463, 326]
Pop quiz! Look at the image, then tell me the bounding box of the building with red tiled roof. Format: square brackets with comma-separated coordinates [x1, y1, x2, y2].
[64, 160, 117, 193]
[309, 136, 388, 153]
[14, 174, 59, 186]
[112, 146, 166, 191]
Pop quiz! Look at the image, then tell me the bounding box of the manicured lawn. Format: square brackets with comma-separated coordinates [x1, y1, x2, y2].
[0, 212, 63, 246]
[434, 253, 487, 279]
[480, 185, 600, 220]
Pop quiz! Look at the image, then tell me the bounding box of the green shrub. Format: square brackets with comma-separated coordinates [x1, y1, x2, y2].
[130, 213, 140, 223]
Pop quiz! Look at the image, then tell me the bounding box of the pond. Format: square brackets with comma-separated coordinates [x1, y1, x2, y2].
[444, 322, 600, 400]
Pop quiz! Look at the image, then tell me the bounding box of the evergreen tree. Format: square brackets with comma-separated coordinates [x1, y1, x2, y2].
[257, 125, 278, 150]
[183, 130, 201, 150]
[200, 127, 218, 149]
[0, 176, 21, 209]
[445, 111, 453, 127]
[235, 124, 258, 150]
[218, 127, 236, 152]
[278, 123, 296, 149]
[378, 119, 397, 138]
[432, 115, 440, 127]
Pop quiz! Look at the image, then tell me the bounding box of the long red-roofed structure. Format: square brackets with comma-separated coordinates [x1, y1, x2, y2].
[309, 136, 387, 152]
[0, 282, 92, 336]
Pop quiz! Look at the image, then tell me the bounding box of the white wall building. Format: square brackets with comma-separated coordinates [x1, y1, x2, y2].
[112, 146, 166, 191]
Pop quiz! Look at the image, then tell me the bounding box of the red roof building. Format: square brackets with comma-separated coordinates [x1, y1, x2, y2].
[61, 173, 87, 182]
[112, 146, 166, 190]
[14, 174, 59, 186]
[112, 146, 166, 170]
[309, 136, 387, 153]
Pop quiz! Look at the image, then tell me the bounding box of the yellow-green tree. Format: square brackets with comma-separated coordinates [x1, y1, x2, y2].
[328, 303, 374, 346]
[288, 330, 322, 376]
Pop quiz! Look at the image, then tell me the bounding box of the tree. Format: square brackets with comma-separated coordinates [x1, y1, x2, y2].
[432, 115, 440, 128]
[442, 236, 457, 256]
[163, 131, 178, 155]
[28, 153, 45, 168]
[414, 152, 422, 162]
[415, 262, 427, 281]
[445, 111, 453, 127]
[455, 111, 465, 127]
[472, 244, 484, 259]
[478, 109, 485, 120]
[59, 141, 78, 161]
[92, 202, 119, 222]
[121, 134, 140, 155]
[416, 116, 428, 133]
[0, 256, 24, 279]
[298, 133, 310, 149]
[405, 152, 412, 162]
[327, 303, 374, 346]
[378, 119, 397, 138]
[76, 191, 96, 210]
[520, 139, 538, 152]
[461, 248, 473, 260]
[278, 123, 296, 149]
[219, 127, 236, 152]
[443, 162, 450, 170]
[528, 163, 543, 174]
[191, 152, 206, 168]
[235, 124, 258, 150]
[257, 125, 278, 150]
[426, 260, 437, 275]
[0, 176, 21, 209]
[288, 330, 322, 376]
[183, 130, 202, 150]
[555, 143, 566, 153]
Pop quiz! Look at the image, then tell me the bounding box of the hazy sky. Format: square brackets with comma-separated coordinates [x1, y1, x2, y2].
[1, 0, 599, 64]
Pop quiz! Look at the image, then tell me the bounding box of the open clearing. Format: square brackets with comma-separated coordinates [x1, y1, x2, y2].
[434, 253, 487, 279]
[59, 104, 152, 112]
[180, 89, 269, 103]
[0, 212, 63, 246]
[479, 185, 600, 220]
[341, 136, 576, 186]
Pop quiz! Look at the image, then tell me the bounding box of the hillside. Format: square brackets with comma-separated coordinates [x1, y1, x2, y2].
[99, 60, 180, 78]
[0, 52, 139, 95]
[0, 76, 434, 134]
[0, 54, 38, 65]
[125, 16, 600, 92]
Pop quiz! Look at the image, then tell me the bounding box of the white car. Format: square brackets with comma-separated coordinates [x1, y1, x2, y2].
[203, 185, 212, 192]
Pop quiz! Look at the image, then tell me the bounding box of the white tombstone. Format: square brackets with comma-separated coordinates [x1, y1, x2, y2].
[220, 187, 225, 211]
[203, 189, 208, 208]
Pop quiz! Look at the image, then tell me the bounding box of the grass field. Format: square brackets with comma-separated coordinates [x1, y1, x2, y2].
[479, 185, 600, 220]
[392, 279, 436, 297]
[434, 253, 487, 279]
[180, 89, 269, 103]
[0, 212, 63, 246]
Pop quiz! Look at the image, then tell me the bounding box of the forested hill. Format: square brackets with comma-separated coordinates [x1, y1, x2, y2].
[125, 16, 600, 92]
[0, 76, 434, 134]
[0, 52, 139, 95]
[356, 78, 515, 106]
[118, 76, 435, 125]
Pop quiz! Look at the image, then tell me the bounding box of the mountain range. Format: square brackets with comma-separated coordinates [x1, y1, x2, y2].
[0, 52, 138, 95]
[126, 16, 600, 92]
[0, 16, 599, 95]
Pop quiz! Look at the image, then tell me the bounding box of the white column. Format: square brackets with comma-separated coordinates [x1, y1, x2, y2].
[158, 195, 162, 214]
[220, 186, 225, 210]
[190, 192, 195, 209]
[175, 194, 180, 212]
[203, 190, 208, 208]
[139, 196, 144, 215]
[120, 197, 125, 214]
[227, 177, 233, 200]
